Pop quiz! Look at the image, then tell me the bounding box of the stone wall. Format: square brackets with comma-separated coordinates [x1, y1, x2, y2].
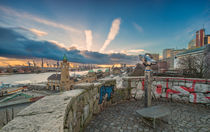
[0, 78, 131, 132]
[123, 76, 210, 104]
[1, 76, 209, 132]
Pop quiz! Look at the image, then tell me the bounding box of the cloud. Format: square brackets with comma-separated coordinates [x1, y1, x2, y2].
[133, 22, 143, 32]
[29, 28, 48, 37]
[100, 18, 121, 52]
[121, 49, 146, 55]
[0, 5, 81, 33]
[84, 30, 93, 51]
[48, 40, 66, 48]
[0, 26, 138, 64]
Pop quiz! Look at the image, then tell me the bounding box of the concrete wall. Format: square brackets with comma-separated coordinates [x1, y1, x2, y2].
[1, 77, 209, 132]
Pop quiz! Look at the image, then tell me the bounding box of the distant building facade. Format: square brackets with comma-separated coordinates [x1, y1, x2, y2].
[163, 48, 186, 70]
[112, 67, 122, 75]
[174, 45, 208, 69]
[196, 29, 205, 47]
[188, 39, 196, 49]
[151, 53, 159, 61]
[163, 49, 174, 60]
[204, 35, 210, 45]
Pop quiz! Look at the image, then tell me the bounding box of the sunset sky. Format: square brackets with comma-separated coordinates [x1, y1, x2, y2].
[0, 0, 209, 65]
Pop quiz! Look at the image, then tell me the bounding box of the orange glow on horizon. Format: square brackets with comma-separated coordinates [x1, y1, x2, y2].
[98, 64, 135, 68]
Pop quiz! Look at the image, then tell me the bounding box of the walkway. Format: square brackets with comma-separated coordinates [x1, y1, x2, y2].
[84, 100, 210, 132]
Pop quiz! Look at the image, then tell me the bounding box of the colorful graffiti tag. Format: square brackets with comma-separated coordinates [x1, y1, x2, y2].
[99, 86, 114, 104]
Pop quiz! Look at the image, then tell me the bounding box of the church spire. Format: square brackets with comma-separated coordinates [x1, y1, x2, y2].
[63, 54, 67, 62]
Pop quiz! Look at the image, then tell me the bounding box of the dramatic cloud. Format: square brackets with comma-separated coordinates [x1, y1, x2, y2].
[48, 40, 66, 48]
[29, 28, 48, 37]
[0, 27, 138, 64]
[133, 23, 143, 32]
[84, 30, 93, 51]
[100, 18, 121, 52]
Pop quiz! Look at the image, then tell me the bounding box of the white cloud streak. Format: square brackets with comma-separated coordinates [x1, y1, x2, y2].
[48, 40, 66, 48]
[0, 5, 81, 33]
[100, 18, 121, 53]
[121, 49, 145, 55]
[84, 30, 93, 51]
[29, 28, 48, 37]
[133, 22, 143, 32]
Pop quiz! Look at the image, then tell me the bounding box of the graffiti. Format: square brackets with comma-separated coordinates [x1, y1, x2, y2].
[156, 84, 162, 94]
[156, 78, 210, 103]
[99, 86, 114, 104]
[142, 79, 144, 90]
[131, 77, 210, 103]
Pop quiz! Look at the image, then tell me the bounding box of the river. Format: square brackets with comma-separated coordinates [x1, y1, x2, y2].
[0, 70, 100, 85]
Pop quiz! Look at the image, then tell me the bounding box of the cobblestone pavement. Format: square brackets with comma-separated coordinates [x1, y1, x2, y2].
[84, 100, 210, 132]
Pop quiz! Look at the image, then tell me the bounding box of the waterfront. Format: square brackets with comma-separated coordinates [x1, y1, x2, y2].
[0, 70, 98, 85]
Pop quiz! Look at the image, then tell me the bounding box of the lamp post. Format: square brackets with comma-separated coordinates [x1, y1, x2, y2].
[139, 53, 157, 107]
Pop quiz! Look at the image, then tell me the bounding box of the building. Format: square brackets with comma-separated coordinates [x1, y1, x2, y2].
[188, 39, 196, 49]
[151, 53, 159, 61]
[85, 70, 97, 82]
[157, 60, 168, 73]
[162, 48, 186, 70]
[163, 49, 174, 59]
[196, 29, 205, 47]
[129, 63, 144, 76]
[112, 67, 122, 75]
[204, 35, 210, 45]
[103, 68, 110, 77]
[47, 54, 72, 91]
[174, 46, 206, 69]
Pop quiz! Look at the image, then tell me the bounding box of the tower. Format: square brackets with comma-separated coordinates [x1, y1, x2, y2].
[60, 54, 70, 91]
[196, 29, 205, 47]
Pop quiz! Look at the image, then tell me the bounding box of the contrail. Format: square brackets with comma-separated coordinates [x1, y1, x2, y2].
[85, 30, 93, 51]
[100, 18, 121, 52]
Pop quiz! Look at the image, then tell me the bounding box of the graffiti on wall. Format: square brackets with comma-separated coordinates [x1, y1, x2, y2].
[154, 78, 210, 103]
[99, 86, 114, 104]
[130, 77, 210, 103]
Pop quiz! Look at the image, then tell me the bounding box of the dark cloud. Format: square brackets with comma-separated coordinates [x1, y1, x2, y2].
[0, 27, 138, 64]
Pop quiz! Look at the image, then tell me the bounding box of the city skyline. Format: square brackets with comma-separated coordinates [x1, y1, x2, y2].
[0, 0, 209, 65]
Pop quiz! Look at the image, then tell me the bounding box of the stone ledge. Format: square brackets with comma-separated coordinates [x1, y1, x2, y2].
[0, 89, 85, 132]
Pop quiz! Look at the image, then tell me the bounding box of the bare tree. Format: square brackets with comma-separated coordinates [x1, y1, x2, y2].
[177, 54, 205, 78]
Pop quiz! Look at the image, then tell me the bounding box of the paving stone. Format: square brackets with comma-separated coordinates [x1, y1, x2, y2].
[84, 100, 210, 132]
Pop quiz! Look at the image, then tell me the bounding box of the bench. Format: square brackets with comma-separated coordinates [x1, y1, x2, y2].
[136, 105, 170, 128]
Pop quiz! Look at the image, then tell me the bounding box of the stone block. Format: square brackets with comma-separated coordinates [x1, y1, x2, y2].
[136, 81, 143, 90]
[171, 86, 189, 95]
[179, 82, 185, 87]
[83, 104, 89, 121]
[181, 96, 189, 103]
[173, 81, 179, 86]
[161, 93, 166, 98]
[122, 80, 129, 88]
[194, 83, 209, 93]
[172, 94, 181, 101]
[135, 89, 144, 100]
[73, 83, 94, 90]
[131, 81, 137, 88]
[189, 93, 210, 103]
[185, 82, 193, 88]
[153, 93, 161, 99]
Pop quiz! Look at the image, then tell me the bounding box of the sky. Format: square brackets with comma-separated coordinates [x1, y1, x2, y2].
[0, 0, 209, 65]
